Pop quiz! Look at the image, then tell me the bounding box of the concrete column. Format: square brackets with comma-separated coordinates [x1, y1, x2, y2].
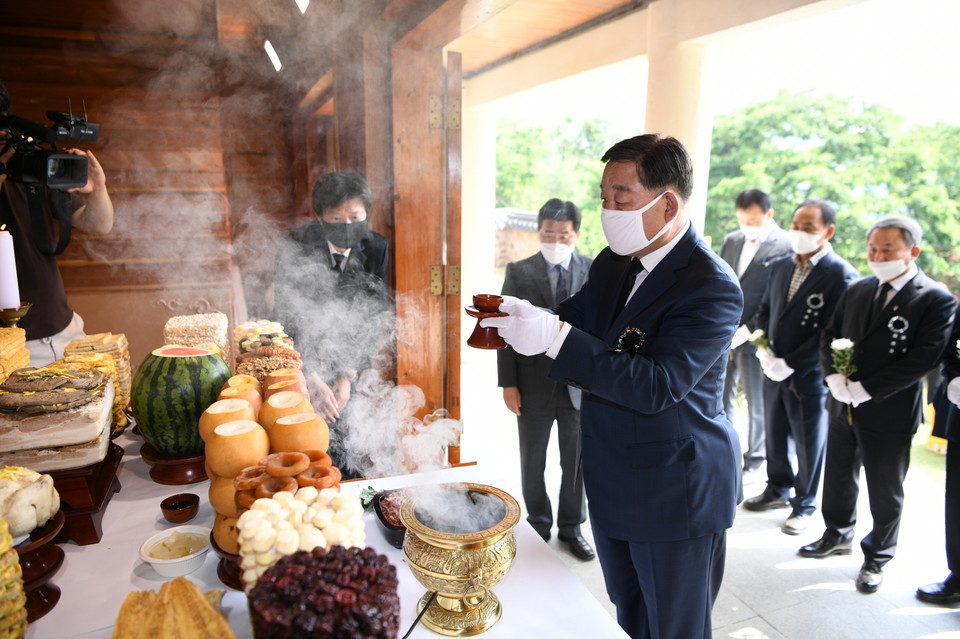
[644, 1, 716, 233]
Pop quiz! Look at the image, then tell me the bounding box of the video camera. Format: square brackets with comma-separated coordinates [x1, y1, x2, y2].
[0, 103, 99, 190]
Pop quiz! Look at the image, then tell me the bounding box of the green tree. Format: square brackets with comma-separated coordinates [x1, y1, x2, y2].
[707, 90, 960, 290]
[495, 117, 613, 258]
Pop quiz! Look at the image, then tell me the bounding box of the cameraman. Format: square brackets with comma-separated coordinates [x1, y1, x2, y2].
[0, 80, 114, 366]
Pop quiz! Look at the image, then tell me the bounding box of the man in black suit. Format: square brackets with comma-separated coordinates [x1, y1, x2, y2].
[273, 171, 389, 477]
[497, 198, 594, 560]
[744, 201, 858, 536]
[718, 189, 792, 478]
[803, 216, 956, 594]
[483, 134, 743, 639]
[917, 305, 960, 604]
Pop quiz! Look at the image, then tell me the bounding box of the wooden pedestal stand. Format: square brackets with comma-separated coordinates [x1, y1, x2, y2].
[210, 534, 243, 591]
[50, 443, 123, 546]
[16, 510, 66, 622]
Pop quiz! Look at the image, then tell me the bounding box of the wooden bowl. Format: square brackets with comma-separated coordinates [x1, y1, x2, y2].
[160, 493, 200, 524]
[472, 294, 503, 313]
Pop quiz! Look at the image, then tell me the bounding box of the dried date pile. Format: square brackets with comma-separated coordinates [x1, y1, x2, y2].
[248, 545, 400, 639]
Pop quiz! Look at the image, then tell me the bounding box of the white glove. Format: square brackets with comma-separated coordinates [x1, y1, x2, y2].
[755, 346, 775, 367]
[731, 324, 751, 350]
[480, 296, 560, 356]
[948, 377, 960, 407]
[847, 380, 872, 407]
[761, 356, 794, 382]
[825, 374, 852, 404]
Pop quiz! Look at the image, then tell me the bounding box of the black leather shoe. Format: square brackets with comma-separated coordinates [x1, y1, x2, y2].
[856, 563, 883, 594]
[534, 529, 551, 542]
[798, 536, 853, 558]
[916, 580, 960, 605]
[742, 493, 790, 511]
[558, 533, 595, 561]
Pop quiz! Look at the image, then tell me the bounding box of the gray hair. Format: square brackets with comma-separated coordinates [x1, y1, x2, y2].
[868, 216, 923, 248]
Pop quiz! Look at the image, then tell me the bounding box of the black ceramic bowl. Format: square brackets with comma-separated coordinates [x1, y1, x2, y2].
[373, 489, 407, 549]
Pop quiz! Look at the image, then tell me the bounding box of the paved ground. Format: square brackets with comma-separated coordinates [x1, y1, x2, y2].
[460, 349, 960, 639]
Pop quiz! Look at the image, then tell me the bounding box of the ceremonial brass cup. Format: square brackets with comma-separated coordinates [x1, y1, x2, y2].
[400, 483, 521, 636]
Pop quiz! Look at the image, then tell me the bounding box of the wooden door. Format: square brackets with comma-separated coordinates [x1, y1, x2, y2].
[391, 47, 462, 424]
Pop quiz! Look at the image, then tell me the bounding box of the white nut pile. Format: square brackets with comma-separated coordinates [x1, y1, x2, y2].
[236, 486, 366, 592]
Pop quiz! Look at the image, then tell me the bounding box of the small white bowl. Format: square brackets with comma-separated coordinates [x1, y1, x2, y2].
[139, 525, 211, 577]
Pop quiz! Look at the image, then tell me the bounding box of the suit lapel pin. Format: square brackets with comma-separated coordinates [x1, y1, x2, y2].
[612, 327, 645, 354]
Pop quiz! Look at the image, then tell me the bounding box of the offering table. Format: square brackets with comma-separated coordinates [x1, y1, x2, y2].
[26, 433, 627, 638]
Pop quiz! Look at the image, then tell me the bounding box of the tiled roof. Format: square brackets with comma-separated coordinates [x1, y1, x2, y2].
[494, 208, 537, 232]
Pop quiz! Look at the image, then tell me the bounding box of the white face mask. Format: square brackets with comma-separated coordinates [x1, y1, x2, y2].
[788, 229, 823, 255]
[740, 224, 765, 242]
[601, 191, 672, 256]
[539, 242, 575, 265]
[868, 259, 907, 282]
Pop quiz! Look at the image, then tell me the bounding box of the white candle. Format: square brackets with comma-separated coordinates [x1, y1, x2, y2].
[0, 225, 21, 310]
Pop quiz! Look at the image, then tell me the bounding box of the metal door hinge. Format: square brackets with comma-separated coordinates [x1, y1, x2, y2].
[428, 95, 443, 130]
[430, 265, 444, 295]
[446, 96, 461, 129]
[445, 265, 460, 295]
[428, 95, 460, 130]
[429, 265, 460, 296]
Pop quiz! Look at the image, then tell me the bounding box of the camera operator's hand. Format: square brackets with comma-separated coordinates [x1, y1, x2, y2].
[67, 149, 114, 235]
[65, 149, 106, 195]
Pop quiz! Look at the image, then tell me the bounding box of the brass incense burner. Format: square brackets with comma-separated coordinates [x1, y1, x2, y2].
[400, 483, 521, 636]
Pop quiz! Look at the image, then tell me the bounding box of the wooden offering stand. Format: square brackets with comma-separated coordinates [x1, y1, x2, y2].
[51, 443, 123, 546]
[16, 510, 66, 622]
[139, 443, 208, 485]
[466, 293, 507, 350]
[210, 533, 243, 591]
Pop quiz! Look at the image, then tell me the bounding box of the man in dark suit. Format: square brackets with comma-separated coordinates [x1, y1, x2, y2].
[917, 305, 960, 605]
[718, 189, 792, 478]
[483, 134, 743, 639]
[498, 198, 594, 560]
[274, 171, 389, 477]
[744, 201, 858, 536]
[803, 216, 956, 594]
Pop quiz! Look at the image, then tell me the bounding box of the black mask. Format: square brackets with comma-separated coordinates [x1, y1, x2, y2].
[324, 220, 368, 249]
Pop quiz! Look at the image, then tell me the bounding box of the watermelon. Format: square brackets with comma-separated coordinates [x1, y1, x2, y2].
[131, 345, 231, 458]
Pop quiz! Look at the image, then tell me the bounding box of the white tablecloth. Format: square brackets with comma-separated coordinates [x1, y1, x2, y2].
[25, 434, 627, 638]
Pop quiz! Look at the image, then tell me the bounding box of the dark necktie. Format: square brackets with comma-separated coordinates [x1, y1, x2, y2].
[332, 253, 345, 271]
[554, 264, 569, 303]
[615, 259, 644, 314]
[869, 282, 892, 324]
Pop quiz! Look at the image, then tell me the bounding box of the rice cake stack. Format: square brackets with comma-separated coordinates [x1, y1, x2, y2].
[0, 521, 26, 639]
[64, 333, 131, 407]
[56, 353, 126, 438]
[163, 313, 230, 361]
[0, 368, 116, 472]
[0, 330, 29, 386]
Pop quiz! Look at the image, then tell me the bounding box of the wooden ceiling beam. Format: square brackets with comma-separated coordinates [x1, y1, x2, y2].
[396, 0, 519, 51]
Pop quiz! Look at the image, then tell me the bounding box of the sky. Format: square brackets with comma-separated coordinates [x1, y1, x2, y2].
[711, 0, 960, 127]
[494, 0, 960, 132]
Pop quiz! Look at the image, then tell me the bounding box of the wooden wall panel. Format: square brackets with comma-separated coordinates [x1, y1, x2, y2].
[1, 1, 241, 358]
[219, 84, 296, 320]
[70, 287, 234, 367]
